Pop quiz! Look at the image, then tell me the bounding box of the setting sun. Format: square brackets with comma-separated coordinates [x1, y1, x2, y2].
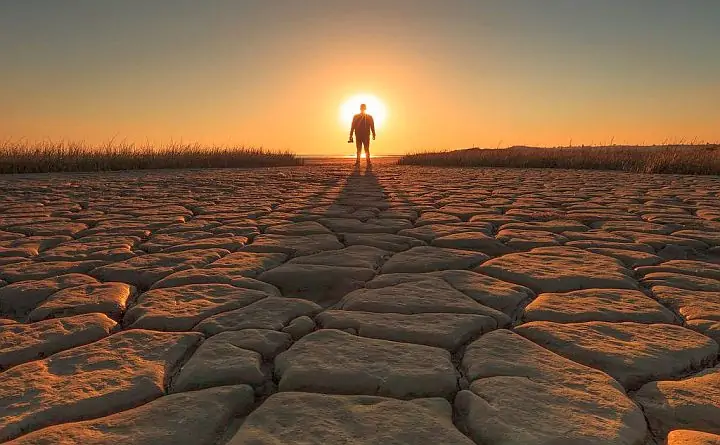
[340, 94, 387, 129]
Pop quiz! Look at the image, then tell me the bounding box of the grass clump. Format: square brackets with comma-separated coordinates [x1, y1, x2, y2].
[0, 140, 302, 174]
[398, 145, 720, 175]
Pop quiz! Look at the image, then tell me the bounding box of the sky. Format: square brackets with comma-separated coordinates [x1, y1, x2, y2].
[1, 0, 719, 156]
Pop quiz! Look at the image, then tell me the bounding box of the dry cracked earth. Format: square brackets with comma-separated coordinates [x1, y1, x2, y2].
[0, 161, 719, 445]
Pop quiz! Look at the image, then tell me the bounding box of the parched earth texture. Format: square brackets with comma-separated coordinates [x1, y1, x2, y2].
[1, 159, 719, 444]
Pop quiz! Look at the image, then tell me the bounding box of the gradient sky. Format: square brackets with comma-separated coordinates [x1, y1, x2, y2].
[2, 0, 719, 155]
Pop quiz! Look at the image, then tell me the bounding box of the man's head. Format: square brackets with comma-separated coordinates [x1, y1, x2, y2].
[360, 104, 367, 113]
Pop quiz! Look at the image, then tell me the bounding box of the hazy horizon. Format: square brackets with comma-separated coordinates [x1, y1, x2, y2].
[2, 0, 719, 155]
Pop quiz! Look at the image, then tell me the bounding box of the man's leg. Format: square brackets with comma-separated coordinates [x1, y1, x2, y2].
[355, 137, 362, 165]
[364, 139, 371, 164]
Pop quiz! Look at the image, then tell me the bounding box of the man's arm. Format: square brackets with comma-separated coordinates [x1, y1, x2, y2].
[370, 116, 376, 138]
[349, 115, 357, 137]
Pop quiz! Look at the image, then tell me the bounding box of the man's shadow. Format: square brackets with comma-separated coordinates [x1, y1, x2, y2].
[331, 163, 391, 218]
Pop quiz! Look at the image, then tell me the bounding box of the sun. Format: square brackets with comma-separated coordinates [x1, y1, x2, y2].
[340, 94, 387, 129]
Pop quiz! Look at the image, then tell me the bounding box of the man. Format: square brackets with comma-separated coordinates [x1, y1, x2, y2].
[348, 103, 376, 165]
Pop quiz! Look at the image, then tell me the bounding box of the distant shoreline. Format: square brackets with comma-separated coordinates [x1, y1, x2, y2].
[298, 154, 402, 159]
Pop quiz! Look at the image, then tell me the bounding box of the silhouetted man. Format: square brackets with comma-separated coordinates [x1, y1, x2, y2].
[348, 104, 375, 165]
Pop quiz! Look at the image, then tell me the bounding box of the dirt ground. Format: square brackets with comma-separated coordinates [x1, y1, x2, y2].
[0, 162, 718, 444]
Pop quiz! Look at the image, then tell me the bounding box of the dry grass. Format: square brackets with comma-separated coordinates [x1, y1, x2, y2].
[398, 145, 720, 175]
[0, 140, 302, 174]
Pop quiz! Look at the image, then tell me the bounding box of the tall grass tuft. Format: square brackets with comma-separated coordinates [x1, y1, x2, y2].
[398, 145, 720, 175]
[0, 140, 303, 174]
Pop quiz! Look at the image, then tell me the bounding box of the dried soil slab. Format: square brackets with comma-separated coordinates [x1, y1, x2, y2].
[687, 319, 720, 344]
[642, 273, 720, 292]
[416, 211, 462, 226]
[522, 289, 677, 324]
[637, 261, 720, 281]
[367, 270, 534, 318]
[28, 282, 134, 321]
[698, 209, 720, 221]
[214, 223, 260, 238]
[171, 335, 265, 392]
[280, 315, 314, 339]
[3, 235, 75, 253]
[0, 217, 65, 229]
[651, 286, 720, 322]
[287, 245, 389, 269]
[160, 236, 247, 253]
[477, 246, 638, 293]
[7, 385, 255, 445]
[340, 279, 509, 325]
[145, 224, 221, 238]
[317, 310, 495, 350]
[258, 264, 375, 306]
[275, 329, 457, 398]
[205, 251, 287, 277]
[0, 247, 37, 258]
[672, 230, 720, 246]
[261, 214, 305, 224]
[456, 330, 647, 445]
[496, 229, 568, 250]
[469, 214, 526, 227]
[0, 260, 106, 283]
[125, 284, 269, 331]
[398, 223, 493, 243]
[8, 221, 88, 237]
[265, 221, 331, 235]
[89, 220, 184, 235]
[154, 219, 223, 234]
[212, 329, 292, 360]
[586, 247, 663, 267]
[434, 270, 534, 316]
[195, 297, 322, 335]
[244, 234, 343, 257]
[431, 232, 513, 256]
[91, 249, 227, 289]
[516, 321, 718, 389]
[227, 392, 474, 445]
[150, 269, 280, 295]
[504, 208, 565, 220]
[343, 232, 426, 252]
[362, 217, 414, 232]
[81, 227, 152, 239]
[0, 313, 116, 370]
[0, 231, 25, 242]
[0, 329, 202, 441]
[139, 231, 214, 252]
[377, 208, 420, 220]
[38, 236, 140, 262]
[500, 220, 590, 233]
[566, 240, 656, 253]
[562, 229, 633, 242]
[595, 220, 673, 234]
[667, 430, 720, 445]
[0, 258, 27, 267]
[381, 246, 488, 273]
[318, 217, 410, 234]
[642, 214, 703, 227]
[635, 367, 720, 439]
[438, 204, 498, 219]
[612, 232, 708, 250]
[0, 273, 100, 317]
[125, 205, 192, 218]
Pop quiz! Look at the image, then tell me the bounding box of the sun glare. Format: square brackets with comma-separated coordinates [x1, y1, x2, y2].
[340, 94, 387, 129]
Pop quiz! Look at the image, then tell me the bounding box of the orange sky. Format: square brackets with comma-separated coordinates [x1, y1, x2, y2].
[2, 1, 719, 155]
